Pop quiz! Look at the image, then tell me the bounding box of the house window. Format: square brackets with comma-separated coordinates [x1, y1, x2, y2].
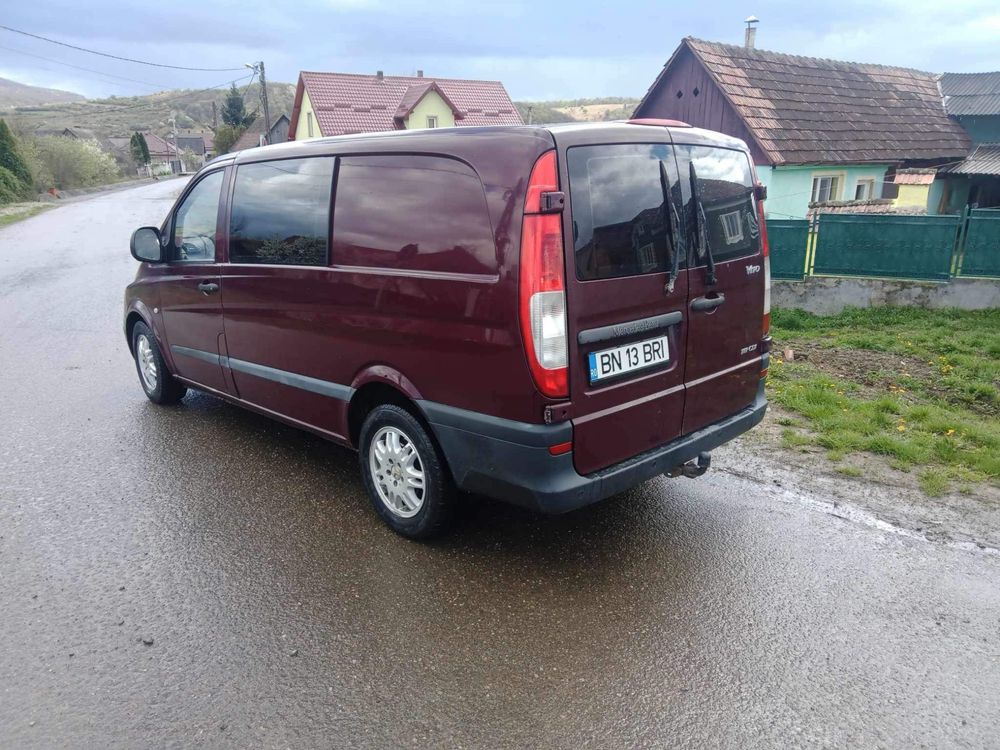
[719, 210, 744, 245]
[307, 112, 314, 138]
[426, 115, 438, 128]
[637, 243, 657, 270]
[854, 178, 876, 200]
[811, 174, 842, 203]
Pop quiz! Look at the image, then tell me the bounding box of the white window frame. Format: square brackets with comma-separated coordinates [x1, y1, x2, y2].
[854, 178, 876, 201]
[637, 242, 657, 270]
[720, 210, 744, 245]
[426, 115, 438, 128]
[307, 112, 314, 138]
[810, 172, 845, 203]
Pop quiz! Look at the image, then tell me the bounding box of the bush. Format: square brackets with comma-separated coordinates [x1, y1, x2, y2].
[0, 165, 23, 204]
[31, 136, 122, 190]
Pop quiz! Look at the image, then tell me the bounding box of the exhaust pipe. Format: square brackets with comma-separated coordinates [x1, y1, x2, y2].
[667, 451, 711, 479]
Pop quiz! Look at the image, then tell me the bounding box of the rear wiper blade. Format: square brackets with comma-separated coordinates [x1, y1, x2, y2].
[689, 161, 717, 286]
[659, 160, 682, 294]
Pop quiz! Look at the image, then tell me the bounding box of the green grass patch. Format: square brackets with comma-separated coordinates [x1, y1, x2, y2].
[0, 203, 53, 228]
[769, 307, 1000, 495]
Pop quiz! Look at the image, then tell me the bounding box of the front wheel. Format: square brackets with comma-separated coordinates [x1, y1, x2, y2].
[131, 322, 186, 405]
[359, 405, 456, 539]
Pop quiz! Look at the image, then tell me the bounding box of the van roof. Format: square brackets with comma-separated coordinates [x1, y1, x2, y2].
[230, 121, 750, 164]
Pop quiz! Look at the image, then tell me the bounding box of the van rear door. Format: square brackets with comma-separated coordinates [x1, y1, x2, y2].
[673, 143, 766, 434]
[559, 137, 689, 475]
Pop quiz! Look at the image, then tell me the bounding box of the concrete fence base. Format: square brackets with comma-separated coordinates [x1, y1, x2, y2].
[773, 276, 1000, 314]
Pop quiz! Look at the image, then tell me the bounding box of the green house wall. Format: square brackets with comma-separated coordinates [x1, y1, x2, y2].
[756, 164, 891, 219]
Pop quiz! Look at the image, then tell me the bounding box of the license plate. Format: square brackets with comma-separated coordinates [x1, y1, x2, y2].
[588, 335, 669, 384]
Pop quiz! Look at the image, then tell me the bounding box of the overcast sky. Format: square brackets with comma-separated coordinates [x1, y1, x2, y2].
[1, 0, 998, 101]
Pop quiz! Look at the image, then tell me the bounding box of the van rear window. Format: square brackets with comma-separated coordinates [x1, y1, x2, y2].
[568, 144, 679, 281]
[673, 145, 758, 265]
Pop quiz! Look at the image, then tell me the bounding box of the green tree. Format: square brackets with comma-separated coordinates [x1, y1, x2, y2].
[0, 118, 32, 195]
[138, 132, 150, 164]
[213, 124, 245, 156]
[221, 83, 254, 129]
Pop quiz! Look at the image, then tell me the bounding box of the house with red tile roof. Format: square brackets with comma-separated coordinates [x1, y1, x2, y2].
[288, 70, 522, 141]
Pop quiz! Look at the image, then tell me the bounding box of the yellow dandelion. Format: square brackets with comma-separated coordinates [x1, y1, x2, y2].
[897, 425, 906, 432]
[946, 429, 956, 436]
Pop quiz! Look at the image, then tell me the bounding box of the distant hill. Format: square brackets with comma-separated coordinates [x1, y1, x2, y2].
[0, 81, 296, 140]
[515, 97, 640, 125]
[0, 76, 85, 107]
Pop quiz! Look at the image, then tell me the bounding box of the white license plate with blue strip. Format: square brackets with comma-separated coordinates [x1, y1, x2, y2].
[588, 335, 669, 384]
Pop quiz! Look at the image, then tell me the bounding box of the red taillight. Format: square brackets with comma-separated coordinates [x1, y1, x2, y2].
[756, 182, 771, 337]
[520, 150, 568, 399]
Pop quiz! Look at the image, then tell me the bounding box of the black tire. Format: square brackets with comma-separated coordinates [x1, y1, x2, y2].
[359, 404, 456, 539]
[131, 321, 186, 405]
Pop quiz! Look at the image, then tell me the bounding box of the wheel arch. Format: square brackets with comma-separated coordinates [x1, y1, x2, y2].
[347, 366, 429, 449]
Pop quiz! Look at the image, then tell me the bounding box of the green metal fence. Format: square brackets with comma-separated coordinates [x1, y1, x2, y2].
[765, 219, 810, 280]
[958, 208, 1000, 278]
[811, 214, 960, 281]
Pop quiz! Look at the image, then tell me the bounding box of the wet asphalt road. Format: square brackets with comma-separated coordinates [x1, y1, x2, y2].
[1, 179, 999, 749]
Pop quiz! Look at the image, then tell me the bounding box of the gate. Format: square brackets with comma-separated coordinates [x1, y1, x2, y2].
[958, 208, 1000, 278]
[812, 214, 960, 281]
[766, 219, 810, 280]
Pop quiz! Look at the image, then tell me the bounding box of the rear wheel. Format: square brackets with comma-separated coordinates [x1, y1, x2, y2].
[359, 405, 456, 539]
[131, 321, 186, 405]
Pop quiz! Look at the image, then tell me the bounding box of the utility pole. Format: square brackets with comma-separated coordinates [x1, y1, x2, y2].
[245, 61, 272, 143]
[211, 100, 218, 131]
[257, 61, 271, 142]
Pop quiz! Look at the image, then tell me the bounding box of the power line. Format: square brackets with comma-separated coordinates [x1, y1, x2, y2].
[0, 43, 170, 90]
[0, 24, 246, 72]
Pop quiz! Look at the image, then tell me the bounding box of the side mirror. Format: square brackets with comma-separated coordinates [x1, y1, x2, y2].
[753, 183, 768, 202]
[131, 227, 163, 263]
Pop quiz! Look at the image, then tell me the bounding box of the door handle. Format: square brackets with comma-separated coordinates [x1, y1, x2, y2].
[197, 281, 220, 294]
[691, 293, 725, 311]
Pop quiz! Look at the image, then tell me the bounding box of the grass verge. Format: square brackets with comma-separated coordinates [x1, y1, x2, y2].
[0, 203, 54, 229]
[768, 307, 1000, 497]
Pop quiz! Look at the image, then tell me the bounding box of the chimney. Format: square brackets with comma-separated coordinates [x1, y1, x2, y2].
[744, 16, 759, 49]
[416, 69, 424, 78]
[376, 70, 384, 81]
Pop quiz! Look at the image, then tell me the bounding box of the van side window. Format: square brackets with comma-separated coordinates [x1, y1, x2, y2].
[229, 157, 334, 266]
[332, 155, 497, 276]
[170, 169, 224, 263]
[673, 145, 758, 265]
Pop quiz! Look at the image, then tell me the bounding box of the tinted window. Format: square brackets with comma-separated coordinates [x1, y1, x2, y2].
[229, 157, 334, 266]
[674, 145, 758, 264]
[332, 155, 496, 276]
[568, 144, 680, 281]
[171, 170, 224, 262]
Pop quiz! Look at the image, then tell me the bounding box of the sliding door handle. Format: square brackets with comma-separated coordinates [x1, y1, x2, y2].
[197, 281, 220, 294]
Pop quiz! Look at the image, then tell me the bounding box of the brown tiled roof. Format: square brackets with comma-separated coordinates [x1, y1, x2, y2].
[289, 71, 522, 138]
[659, 38, 970, 165]
[893, 168, 937, 185]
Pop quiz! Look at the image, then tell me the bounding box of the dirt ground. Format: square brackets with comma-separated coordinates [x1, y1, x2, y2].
[719, 406, 1000, 552]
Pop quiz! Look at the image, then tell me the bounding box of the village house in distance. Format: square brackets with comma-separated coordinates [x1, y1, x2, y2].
[288, 70, 522, 140]
[633, 35, 972, 219]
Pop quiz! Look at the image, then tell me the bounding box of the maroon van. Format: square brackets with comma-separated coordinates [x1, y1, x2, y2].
[124, 121, 770, 538]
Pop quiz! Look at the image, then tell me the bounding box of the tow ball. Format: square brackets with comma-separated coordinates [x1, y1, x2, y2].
[667, 451, 712, 479]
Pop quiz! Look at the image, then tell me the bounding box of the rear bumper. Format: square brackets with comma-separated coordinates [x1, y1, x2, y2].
[418, 379, 768, 514]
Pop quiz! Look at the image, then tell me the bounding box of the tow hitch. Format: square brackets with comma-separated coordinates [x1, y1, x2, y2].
[667, 452, 712, 479]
